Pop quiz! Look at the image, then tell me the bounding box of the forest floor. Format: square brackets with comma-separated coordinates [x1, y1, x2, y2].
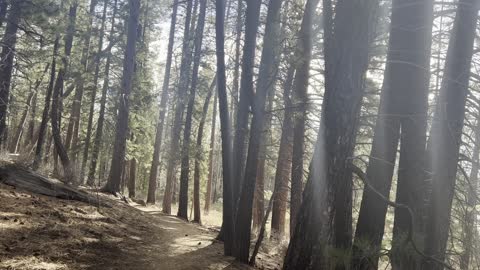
[0, 182, 283, 270]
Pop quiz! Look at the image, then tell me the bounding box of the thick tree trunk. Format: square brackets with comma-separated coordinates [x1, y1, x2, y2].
[204, 89, 217, 213]
[0, 0, 22, 146]
[147, 0, 179, 204]
[271, 63, 295, 239]
[352, 1, 433, 269]
[51, 3, 78, 184]
[283, 0, 373, 269]
[234, 0, 280, 262]
[215, 0, 235, 256]
[178, 0, 207, 220]
[0, 0, 7, 27]
[162, 0, 194, 214]
[423, 0, 478, 268]
[103, 0, 140, 194]
[87, 0, 118, 186]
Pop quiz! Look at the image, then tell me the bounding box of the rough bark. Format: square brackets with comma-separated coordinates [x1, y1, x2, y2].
[423, 0, 478, 268]
[178, 0, 207, 220]
[230, 0, 242, 125]
[87, 0, 118, 186]
[215, 0, 235, 256]
[162, 0, 194, 214]
[102, 0, 140, 194]
[0, 0, 22, 146]
[147, 0, 179, 204]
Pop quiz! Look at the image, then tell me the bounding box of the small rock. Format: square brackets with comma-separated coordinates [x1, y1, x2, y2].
[185, 234, 188, 237]
[13, 218, 18, 222]
[3, 216, 9, 221]
[198, 242, 201, 245]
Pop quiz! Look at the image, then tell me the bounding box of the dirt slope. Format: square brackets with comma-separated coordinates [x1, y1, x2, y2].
[0, 184, 281, 270]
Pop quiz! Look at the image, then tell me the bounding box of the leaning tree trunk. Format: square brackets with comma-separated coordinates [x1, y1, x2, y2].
[87, 0, 118, 186]
[33, 36, 60, 170]
[0, 0, 22, 147]
[103, 0, 140, 194]
[9, 63, 50, 154]
[178, 0, 207, 220]
[215, 0, 235, 256]
[162, 0, 194, 214]
[147, 0, 179, 204]
[423, 0, 478, 268]
[51, 3, 78, 184]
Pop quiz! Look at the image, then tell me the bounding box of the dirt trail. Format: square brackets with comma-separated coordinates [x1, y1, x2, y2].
[0, 184, 281, 270]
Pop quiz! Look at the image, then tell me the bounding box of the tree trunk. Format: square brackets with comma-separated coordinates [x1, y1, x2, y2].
[271, 63, 295, 239]
[178, 0, 207, 220]
[102, 0, 140, 194]
[204, 89, 218, 213]
[423, 0, 478, 268]
[231, 0, 261, 211]
[215, 0, 235, 256]
[128, 158, 137, 198]
[0, 0, 8, 27]
[162, 0, 194, 214]
[147, 0, 179, 204]
[352, 0, 434, 269]
[230, 0, 242, 126]
[87, 0, 118, 186]
[283, 0, 373, 268]
[65, 0, 98, 160]
[9, 63, 50, 154]
[192, 78, 215, 224]
[234, 0, 280, 262]
[0, 0, 22, 146]
[79, 0, 108, 183]
[51, 3, 78, 183]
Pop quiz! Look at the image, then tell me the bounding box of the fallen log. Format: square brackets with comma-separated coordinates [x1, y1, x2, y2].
[0, 163, 109, 207]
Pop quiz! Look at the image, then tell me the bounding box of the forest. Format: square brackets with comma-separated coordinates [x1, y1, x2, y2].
[0, 0, 479, 269]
